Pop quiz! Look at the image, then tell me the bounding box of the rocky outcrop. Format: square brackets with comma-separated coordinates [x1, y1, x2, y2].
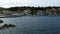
[0, 24, 15, 30]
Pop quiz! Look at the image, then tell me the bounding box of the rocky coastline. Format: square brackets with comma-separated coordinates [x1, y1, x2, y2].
[0, 6, 60, 17]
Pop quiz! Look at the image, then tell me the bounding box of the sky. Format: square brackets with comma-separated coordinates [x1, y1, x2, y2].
[0, 0, 60, 8]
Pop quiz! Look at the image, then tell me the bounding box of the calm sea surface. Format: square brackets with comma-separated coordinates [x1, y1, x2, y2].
[0, 16, 60, 34]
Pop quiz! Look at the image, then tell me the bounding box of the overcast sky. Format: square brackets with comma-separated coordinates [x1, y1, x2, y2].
[0, 0, 60, 8]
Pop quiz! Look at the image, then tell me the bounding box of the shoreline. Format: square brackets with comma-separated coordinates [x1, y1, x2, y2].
[0, 16, 60, 18]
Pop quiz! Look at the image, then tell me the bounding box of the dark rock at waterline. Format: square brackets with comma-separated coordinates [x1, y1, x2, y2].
[3, 24, 15, 27]
[0, 20, 3, 23]
[9, 24, 15, 27]
[0, 24, 15, 29]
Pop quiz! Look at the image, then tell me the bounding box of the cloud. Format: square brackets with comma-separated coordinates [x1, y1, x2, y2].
[0, 0, 60, 8]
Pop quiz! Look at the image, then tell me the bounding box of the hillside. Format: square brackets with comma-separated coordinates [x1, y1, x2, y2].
[0, 6, 60, 17]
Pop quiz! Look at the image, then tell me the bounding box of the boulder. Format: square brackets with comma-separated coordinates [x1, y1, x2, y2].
[0, 20, 3, 23]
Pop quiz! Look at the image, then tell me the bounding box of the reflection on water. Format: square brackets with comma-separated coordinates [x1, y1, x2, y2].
[0, 16, 60, 34]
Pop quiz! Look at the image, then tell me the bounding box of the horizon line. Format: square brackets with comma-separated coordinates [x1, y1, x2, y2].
[0, 5, 60, 8]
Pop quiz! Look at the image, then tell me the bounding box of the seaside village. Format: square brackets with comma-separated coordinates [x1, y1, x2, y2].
[0, 7, 60, 17]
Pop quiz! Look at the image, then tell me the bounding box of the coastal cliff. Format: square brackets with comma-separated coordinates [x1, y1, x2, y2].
[0, 6, 60, 17]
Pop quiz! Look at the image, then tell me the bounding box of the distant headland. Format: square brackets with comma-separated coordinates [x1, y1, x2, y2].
[0, 6, 60, 17]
